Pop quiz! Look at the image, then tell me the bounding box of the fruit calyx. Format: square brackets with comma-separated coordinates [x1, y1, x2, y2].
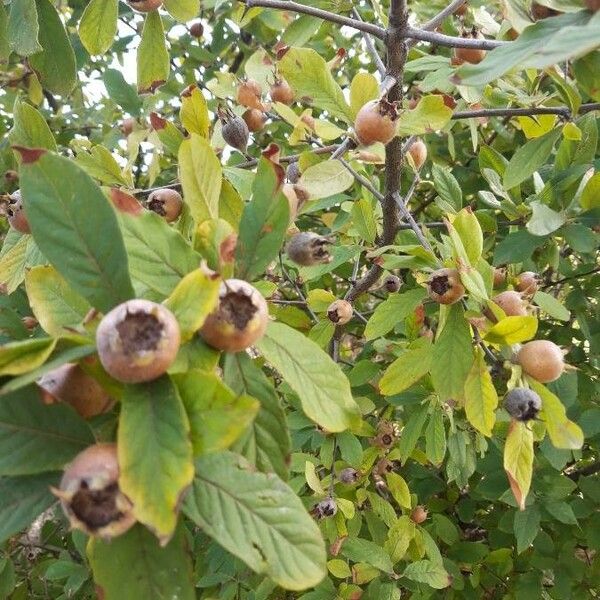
[286, 232, 332, 266]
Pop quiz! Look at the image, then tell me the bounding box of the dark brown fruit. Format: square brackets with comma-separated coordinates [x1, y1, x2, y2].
[454, 31, 487, 64]
[147, 188, 183, 222]
[411, 505, 428, 524]
[354, 99, 399, 146]
[313, 498, 337, 519]
[339, 467, 359, 484]
[120, 118, 138, 136]
[222, 116, 249, 153]
[237, 79, 263, 110]
[96, 299, 181, 383]
[200, 279, 268, 352]
[504, 387, 542, 421]
[517, 340, 564, 383]
[189, 21, 203, 37]
[515, 271, 538, 295]
[55, 444, 135, 539]
[383, 274, 402, 293]
[427, 268, 465, 305]
[127, 0, 162, 11]
[242, 108, 266, 133]
[270, 79, 294, 105]
[6, 190, 30, 234]
[286, 232, 332, 266]
[493, 267, 506, 288]
[493, 291, 527, 316]
[408, 138, 427, 170]
[38, 363, 113, 419]
[327, 299, 353, 325]
[287, 161, 301, 184]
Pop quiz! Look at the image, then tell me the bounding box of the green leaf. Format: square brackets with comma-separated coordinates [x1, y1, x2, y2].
[278, 47, 353, 123]
[0, 473, 58, 546]
[526, 201, 567, 236]
[0, 5, 9, 64]
[397, 403, 429, 464]
[9, 98, 57, 153]
[396, 96, 453, 136]
[533, 290, 571, 321]
[341, 537, 393, 573]
[256, 322, 360, 433]
[29, 0, 76, 96]
[351, 197, 377, 244]
[163, 0, 199, 21]
[163, 269, 220, 342]
[385, 516, 415, 564]
[350, 72, 379, 118]
[118, 377, 194, 544]
[137, 12, 169, 93]
[8, 0, 41, 55]
[453, 208, 483, 264]
[529, 379, 583, 450]
[365, 288, 427, 340]
[402, 560, 451, 589]
[580, 172, 600, 210]
[503, 129, 561, 190]
[78, 0, 118, 56]
[298, 160, 354, 200]
[103, 69, 142, 115]
[180, 86, 210, 138]
[430, 304, 474, 401]
[514, 505, 540, 554]
[118, 210, 201, 298]
[173, 370, 259, 456]
[178, 134, 222, 225]
[464, 350, 498, 437]
[379, 341, 433, 396]
[432, 163, 462, 211]
[25, 266, 91, 337]
[0, 337, 56, 376]
[223, 353, 291, 480]
[88, 523, 195, 600]
[0, 386, 94, 475]
[425, 409, 446, 466]
[235, 156, 289, 281]
[493, 230, 546, 265]
[484, 316, 538, 345]
[386, 472, 411, 509]
[150, 113, 185, 156]
[74, 145, 131, 187]
[183, 451, 326, 590]
[504, 420, 534, 510]
[18, 149, 134, 313]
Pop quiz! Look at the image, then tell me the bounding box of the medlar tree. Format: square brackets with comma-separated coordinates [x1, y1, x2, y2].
[0, 0, 599, 598]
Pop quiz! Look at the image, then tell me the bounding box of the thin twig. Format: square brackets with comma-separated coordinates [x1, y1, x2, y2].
[452, 102, 600, 119]
[405, 26, 506, 49]
[418, 0, 467, 33]
[278, 254, 318, 322]
[352, 8, 387, 77]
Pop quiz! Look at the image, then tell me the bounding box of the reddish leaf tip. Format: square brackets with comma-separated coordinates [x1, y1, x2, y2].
[149, 112, 167, 131]
[109, 188, 143, 215]
[12, 146, 46, 164]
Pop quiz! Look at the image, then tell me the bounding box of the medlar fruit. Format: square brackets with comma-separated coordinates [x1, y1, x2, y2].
[120, 118, 136, 136]
[96, 299, 181, 383]
[493, 267, 506, 288]
[147, 188, 183, 222]
[586, 0, 600, 10]
[287, 161, 301, 184]
[515, 271, 539, 295]
[313, 497, 337, 519]
[237, 79, 263, 110]
[410, 505, 428, 524]
[493, 291, 528, 316]
[504, 387, 542, 422]
[354, 99, 399, 146]
[38, 363, 113, 419]
[242, 108, 266, 133]
[189, 21, 203, 37]
[454, 30, 487, 64]
[339, 467, 359, 484]
[327, 299, 353, 325]
[286, 232, 332, 266]
[221, 115, 249, 153]
[199, 279, 268, 352]
[127, 0, 162, 12]
[383, 274, 402, 293]
[54, 444, 135, 539]
[6, 190, 30, 234]
[408, 138, 427, 170]
[427, 268, 465, 305]
[517, 340, 564, 383]
[270, 78, 294, 105]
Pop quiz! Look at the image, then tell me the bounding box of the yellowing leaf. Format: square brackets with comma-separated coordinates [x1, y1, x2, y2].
[180, 86, 210, 138]
[137, 12, 169, 93]
[306, 288, 336, 313]
[385, 516, 415, 564]
[379, 342, 432, 396]
[517, 114, 557, 139]
[386, 472, 411, 509]
[452, 208, 483, 265]
[396, 96, 452, 136]
[484, 316, 538, 345]
[298, 160, 354, 200]
[464, 350, 498, 437]
[305, 461, 325, 495]
[504, 420, 534, 510]
[350, 72, 379, 118]
[78, 0, 118, 56]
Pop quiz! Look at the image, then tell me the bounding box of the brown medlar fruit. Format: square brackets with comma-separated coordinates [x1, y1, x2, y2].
[127, 0, 162, 12]
[339, 467, 359, 484]
[287, 161, 301, 184]
[221, 114, 249, 153]
[408, 138, 427, 170]
[270, 78, 294, 105]
[189, 21, 203, 37]
[147, 188, 183, 222]
[96, 299, 181, 383]
[515, 271, 539, 295]
[493, 291, 528, 316]
[120, 118, 137, 136]
[313, 497, 337, 519]
[383, 274, 402, 293]
[6, 190, 30, 234]
[411, 505, 428, 524]
[242, 108, 266, 133]
[237, 79, 263, 110]
[199, 279, 268, 352]
[504, 387, 542, 421]
[454, 30, 487, 64]
[54, 444, 135, 539]
[327, 299, 353, 325]
[427, 268, 465, 305]
[354, 99, 399, 146]
[493, 267, 506, 288]
[517, 340, 564, 383]
[286, 232, 332, 266]
[586, 0, 600, 10]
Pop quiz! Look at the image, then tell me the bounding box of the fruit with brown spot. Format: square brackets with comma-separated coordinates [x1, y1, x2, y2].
[270, 78, 294, 105]
[515, 271, 539, 295]
[327, 299, 353, 325]
[286, 232, 332, 266]
[147, 188, 183, 222]
[427, 268, 464, 305]
[242, 108, 266, 133]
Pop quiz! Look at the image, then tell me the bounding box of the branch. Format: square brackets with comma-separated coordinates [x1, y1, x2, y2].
[405, 26, 506, 49]
[418, 0, 467, 33]
[542, 266, 600, 289]
[352, 8, 387, 77]
[241, 0, 386, 38]
[452, 102, 600, 120]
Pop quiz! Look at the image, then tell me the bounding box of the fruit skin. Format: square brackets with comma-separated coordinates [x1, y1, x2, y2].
[127, 0, 162, 11]
[237, 79, 263, 110]
[339, 467, 359, 484]
[383, 274, 402, 293]
[270, 78, 294, 105]
[504, 387, 542, 421]
[515, 271, 538, 295]
[38, 363, 113, 419]
[411, 505, 428, 524]
[286, 232, 332, 266]
[121, 118, 136, 136]
[408, 138, 427, 170]
[313, 498, 337, 519]
[493, 291, 527, 316]
[222, 116, 249, 153]
[55, 444, 135, 539]
[354, 99, 399, 146]
[517, 340, 564, 383]
[286, 161, 301, 184]
[242, 108, 266, 133]
[454, 31, 487, 64]
[189, 21, 203, 37]
[327, 299, 353, 325]
[96, 299, 181, 384]
[6, 189, 30, 234]
[493, 267, 506, 288]
[586, 0, 600, 10]
[282, 184, 309, 222]
[147, 188, 183, 222]
[200, 279, 268, 353]
[427, 268, 465, 305]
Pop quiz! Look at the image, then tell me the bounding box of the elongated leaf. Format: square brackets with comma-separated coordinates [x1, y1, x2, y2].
[514, 505, 540, 554]
[78, 0, 118, 55]
[18, 149, 134, 313]
[0, 6, 8, 64]
[403, 560, 451, 589]
[235, 156, 289, 281]
[396, 96, 453, 136]
[256, 322, 360, 432]
[425, 409, 446, 466]
[163, 0, 199, 21]
[464, 350, 498, 437]
[137, 12, 169, 93]
[430, 304, 474, 401]
[118, 377, 194, 544]
[533, 291, 570, 321]
[298, 161, 354, 200]
[0, 386, 94, 475]
[386, 472, 411, 509]
[453, 208, 483, 264]
[341, 537, 393, 573]
[88, 523, 195, 600]
[223, 353, 291, 480]
[103, 69, 142, 115]
[29, 0, 76, 96]
[173, 370, 259, 455]
[183, 451, 326, 590]
[74, 146, 130, 187]
[398, 404, 429, 464]
[180, 86, 210, 137]
[9, 98, 56, 153]
[504, 420, 534, 510]
[350, 72, 379, 118]
[0, 337, 56, 376]
[365, 288, 427, 340]
[484, 316, 538, 345]
[385, 516, 415, 564]
[379, 341, 432, 395]
[8, 0, 41, 55]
